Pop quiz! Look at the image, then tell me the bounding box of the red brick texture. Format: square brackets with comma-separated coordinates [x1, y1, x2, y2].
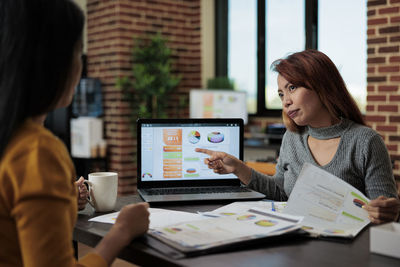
[367, 0, 400, 180]
[86, 0, 201, 194]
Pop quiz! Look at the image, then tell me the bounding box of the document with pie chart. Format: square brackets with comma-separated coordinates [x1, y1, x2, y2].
[284, 163, 371, 238]
[149, 207, 302, 252]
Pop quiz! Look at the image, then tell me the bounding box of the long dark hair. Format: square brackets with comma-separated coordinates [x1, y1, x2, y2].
[271, 49, 365, 132]
[0, 0, 84, 157]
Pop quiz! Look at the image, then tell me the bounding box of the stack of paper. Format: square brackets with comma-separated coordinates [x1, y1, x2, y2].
[89, 163, 371, 253]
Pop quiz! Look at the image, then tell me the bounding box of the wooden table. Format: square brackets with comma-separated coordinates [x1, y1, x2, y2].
[74, 195, 400, 267]
[245, 161, 276, 175]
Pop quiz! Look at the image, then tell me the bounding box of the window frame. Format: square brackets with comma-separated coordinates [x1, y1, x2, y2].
[217, 0, 318, 117]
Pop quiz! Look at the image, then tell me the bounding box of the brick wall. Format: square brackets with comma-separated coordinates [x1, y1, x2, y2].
[366, 0, 400, 180]
[86, 0, 201, 194]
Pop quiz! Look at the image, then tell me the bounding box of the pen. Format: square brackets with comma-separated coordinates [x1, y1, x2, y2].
[197, 212, 220, 218]
[271, 202, 276, 212]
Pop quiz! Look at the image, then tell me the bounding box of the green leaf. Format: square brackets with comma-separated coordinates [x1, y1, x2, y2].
[115, 32, 181, 137]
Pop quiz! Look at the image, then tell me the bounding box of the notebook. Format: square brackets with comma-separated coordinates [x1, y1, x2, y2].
[137, 118, 266, 203]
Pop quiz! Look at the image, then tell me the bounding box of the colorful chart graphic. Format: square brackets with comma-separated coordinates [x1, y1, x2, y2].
[207, 132, 224, 143]
[163, 129, 182, 178]
[255, 219, 277, 227]
[188, 130, 201, 144]
[353, 198, 366, 208]
[142, 173, 152, 178]
[164, 227, 182, 234]
[228, 96, 237, 102]
[202, 94, 213, 117]
[163, 129, 182, 145]
[237, 214, 257, 221]
[163, 146, 182, 152]
[186, 168, 196, 173]
[324, 229, 345, 235]
[220, 212, 236, 216]
[351, 192, 369, 209]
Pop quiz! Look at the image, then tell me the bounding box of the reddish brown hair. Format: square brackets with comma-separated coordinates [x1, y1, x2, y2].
[271, 49, 365, 132]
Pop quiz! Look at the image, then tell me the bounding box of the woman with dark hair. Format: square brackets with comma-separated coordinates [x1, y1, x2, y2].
[0, 0, 149, 266]
[197, 49, 400, 224]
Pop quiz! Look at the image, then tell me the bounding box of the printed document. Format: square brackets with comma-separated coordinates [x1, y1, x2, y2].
[284, 163, 370, 238]
[150, 208, 302, 250]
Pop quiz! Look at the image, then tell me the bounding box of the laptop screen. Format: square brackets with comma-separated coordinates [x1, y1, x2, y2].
[137, 119, 243, 187]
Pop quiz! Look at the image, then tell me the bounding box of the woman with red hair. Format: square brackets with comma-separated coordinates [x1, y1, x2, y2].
[197, 49, 400, 224]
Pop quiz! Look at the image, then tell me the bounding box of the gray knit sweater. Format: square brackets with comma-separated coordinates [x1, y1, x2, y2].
[247, 118, 398, 201]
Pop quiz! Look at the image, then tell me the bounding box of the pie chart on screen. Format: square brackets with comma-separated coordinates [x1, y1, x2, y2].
[207, 132, 224, 143]
[188, 130, 201, 144]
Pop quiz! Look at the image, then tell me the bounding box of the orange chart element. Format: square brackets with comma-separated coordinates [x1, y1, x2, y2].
[163, 172, 182, 178]
[186, 168, 196, 173]
[163, 146, 182, 152]
[163, 129, 182, 145]
[163, 166, 182, 172]
[163, 159, 182, 165]
[202, 94, 213, 117]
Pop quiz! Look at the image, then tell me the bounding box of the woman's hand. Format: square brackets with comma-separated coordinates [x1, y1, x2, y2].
[95, 202, 150, 265]
[363, 196, 400, 224]
[75, 176, 88, 211]
[114, 202, 150, 240]
[195, 148, 252, 184]
[195, 148, 238, 174]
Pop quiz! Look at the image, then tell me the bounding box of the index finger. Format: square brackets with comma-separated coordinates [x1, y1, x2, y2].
[75, 176, 85, 185]
[195, 148, 213, 155]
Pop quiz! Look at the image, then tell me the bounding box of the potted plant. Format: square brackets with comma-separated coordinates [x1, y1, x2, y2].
[116, 33, 181, 134]
[207, 76, 235, 90]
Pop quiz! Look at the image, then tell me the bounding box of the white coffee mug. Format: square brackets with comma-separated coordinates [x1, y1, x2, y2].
[84, 172, 118, 212]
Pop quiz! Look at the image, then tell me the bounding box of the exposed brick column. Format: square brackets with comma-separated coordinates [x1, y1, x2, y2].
[366, 0, 400, 180]
[86, 0, 201, 194]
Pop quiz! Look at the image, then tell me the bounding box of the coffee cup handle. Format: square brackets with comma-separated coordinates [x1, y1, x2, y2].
[83, 180, 96, 209]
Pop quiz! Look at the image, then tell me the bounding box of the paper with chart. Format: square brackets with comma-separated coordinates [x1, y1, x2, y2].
[284, 163, 371, 238]
[199, 200, 287, 218]
[150, 208, 302, 250]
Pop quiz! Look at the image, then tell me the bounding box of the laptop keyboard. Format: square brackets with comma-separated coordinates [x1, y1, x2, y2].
[142, 187, 252, 195]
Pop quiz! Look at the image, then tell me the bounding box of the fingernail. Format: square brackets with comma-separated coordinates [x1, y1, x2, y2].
[362, 205, 366, 209]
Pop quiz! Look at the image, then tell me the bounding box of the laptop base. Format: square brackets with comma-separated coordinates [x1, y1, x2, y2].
[138, 187, 265, 203]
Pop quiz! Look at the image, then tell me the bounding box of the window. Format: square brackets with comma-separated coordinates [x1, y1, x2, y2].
[228, 0, 257, 113]
[265, 0, 305, 110]
[224, 0, 367, 115]
[318, 0, 367, 113]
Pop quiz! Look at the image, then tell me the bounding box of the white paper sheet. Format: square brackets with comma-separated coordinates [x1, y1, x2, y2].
[148, 208, 206, 229]
[284, 163, 371, 238]
[88, 208, 205, 229]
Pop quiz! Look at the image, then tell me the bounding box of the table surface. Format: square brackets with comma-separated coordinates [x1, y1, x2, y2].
[74, 195, 400, 267]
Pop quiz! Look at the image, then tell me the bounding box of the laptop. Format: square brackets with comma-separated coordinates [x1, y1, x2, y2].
[137, 118, 266, 203]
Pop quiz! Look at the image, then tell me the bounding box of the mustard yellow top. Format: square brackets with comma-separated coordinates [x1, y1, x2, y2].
[0, 119, 107, 267]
